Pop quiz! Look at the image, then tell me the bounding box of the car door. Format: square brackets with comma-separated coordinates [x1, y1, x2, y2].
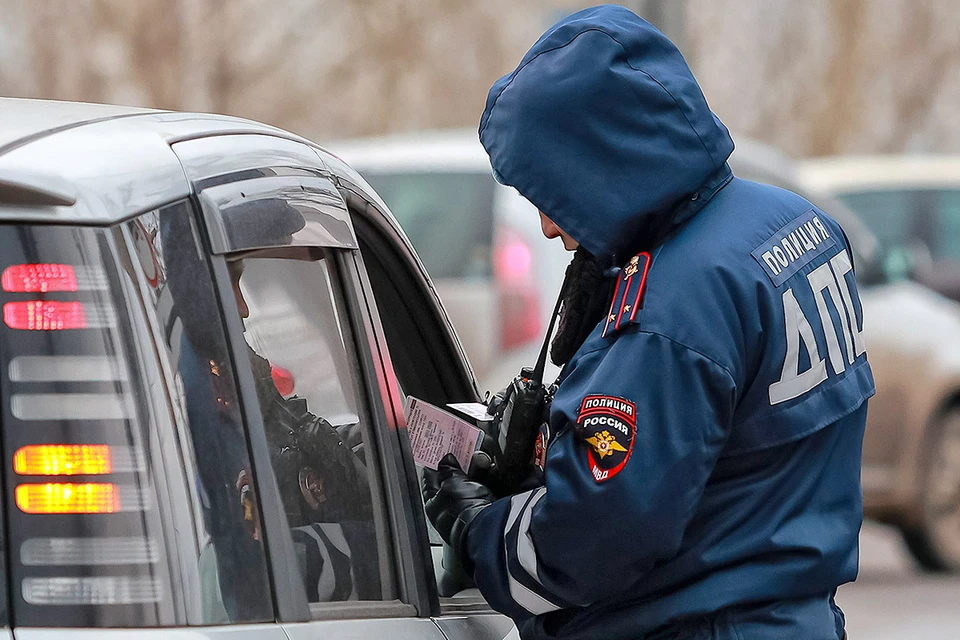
[171, 134, 448, 639]
[334, 177, 519, 640]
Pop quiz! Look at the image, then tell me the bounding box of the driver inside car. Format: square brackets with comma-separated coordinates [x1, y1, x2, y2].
[228, 258, 373, 527]
[224, 201, 380, 601]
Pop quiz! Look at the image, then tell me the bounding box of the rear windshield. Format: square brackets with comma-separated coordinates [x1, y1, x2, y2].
[361, 171, 496, 279]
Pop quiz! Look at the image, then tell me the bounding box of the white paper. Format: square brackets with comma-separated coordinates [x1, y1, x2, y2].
[405, 397, 482, 472]
[446, 402, 495, 422]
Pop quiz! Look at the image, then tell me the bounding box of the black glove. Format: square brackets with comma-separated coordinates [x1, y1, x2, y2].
[423, 453, 495, 571]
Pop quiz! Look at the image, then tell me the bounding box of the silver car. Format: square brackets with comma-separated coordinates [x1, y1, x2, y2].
[0, 98, 516, 638]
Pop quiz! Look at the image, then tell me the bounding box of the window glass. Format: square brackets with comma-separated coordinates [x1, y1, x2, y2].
[124, 203, 274, 623]
[837, 190, 914, 252]
[932, 190, 960, 260]
[227, 250, 384, 603]
[354, 220, 486, 607]
[362, 172, 495, 280]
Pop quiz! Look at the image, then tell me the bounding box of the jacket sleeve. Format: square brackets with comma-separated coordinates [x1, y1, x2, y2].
[465, 329, 737, 621]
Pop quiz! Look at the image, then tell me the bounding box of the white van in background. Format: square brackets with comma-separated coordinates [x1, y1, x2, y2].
[330, 130, 570, 392]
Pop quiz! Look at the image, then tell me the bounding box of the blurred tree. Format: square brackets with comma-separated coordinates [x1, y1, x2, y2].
[1, 0, 957, 155]
[687, 0, 960, 155]
[23, 0, 183, 108]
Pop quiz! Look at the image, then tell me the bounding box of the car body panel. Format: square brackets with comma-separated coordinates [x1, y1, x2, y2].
[283, 618, 446, 639]
[798, 155, 960, 193]
[0, 97, 158, 152]
[0, 98, 513, 636]
[860, 282, 960, 518]
[13, 626, 288, 640]
[172, 133, 329, 184]
[136, 111, 314, 147]
[0, 117, 191, 224]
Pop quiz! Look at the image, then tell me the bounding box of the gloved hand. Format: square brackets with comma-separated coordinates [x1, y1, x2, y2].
[423, 453, 495, 571]
[466, 428, 500, 480]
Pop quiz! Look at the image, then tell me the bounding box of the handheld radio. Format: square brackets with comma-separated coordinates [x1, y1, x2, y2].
[485, 281, 565, 494]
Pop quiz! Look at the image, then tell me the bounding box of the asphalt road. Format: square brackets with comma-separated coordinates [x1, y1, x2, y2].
[837, 522, 960, 638]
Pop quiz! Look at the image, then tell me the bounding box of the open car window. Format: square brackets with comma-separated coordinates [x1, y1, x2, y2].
[350, 207, 493, 612]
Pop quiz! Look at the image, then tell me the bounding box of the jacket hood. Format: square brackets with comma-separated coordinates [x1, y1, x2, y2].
[479, 4, 734, 266]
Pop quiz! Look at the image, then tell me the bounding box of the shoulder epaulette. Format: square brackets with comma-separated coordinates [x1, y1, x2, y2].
[602, 252, 651, 338]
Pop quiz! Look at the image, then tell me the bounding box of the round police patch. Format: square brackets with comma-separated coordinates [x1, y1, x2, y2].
[575, 394, 636, 483]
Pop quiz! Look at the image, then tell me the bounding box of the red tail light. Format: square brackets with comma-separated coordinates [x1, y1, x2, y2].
[2, 264, 78, 293]
[3, 301, 87, 330]
[2, 263, 106, 292]
[494, 228, 541, 351]
[494, 239, 533, 284]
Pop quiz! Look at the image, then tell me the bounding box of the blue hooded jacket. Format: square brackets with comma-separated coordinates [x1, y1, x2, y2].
[469, 6, 874, 639]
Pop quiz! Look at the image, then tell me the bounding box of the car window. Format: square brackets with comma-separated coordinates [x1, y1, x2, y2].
[123, 204, 275, 624]
[0, 201, 273, 627]
[361, 172, 495, 280]
[225, 249, 388, 607]
[931, 190, 960, 260]
[837, 190, 914, 255]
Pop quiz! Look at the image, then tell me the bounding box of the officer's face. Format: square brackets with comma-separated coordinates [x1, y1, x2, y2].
[539, 212, 579, 251]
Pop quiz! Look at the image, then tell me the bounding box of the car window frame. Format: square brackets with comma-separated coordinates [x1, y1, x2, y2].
[218, 244, 401, 610]
[171, 132, 469, 622]
[193, 186, 428, 622]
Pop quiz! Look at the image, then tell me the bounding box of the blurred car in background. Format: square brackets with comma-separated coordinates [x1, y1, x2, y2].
[736, 142, 960, 573]
[329, 130, 569, 392]
[798, 155, 960, 301]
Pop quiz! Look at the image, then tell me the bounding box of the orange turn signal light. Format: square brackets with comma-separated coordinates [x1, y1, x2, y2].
[16, 483, 119, 514]
[14, 445, 113, 476]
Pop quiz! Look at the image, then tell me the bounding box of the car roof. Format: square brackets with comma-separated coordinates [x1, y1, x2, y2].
[327, 128, 492, 173]
[797, 154, 960, 193]
[0, 97, 353, 225]
[0, 98, 161, 152]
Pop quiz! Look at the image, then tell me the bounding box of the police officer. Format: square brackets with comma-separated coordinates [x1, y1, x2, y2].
[423, 6, 873, 639]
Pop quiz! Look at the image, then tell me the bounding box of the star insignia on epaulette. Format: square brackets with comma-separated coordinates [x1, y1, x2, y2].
[602, 252, 652, 338]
